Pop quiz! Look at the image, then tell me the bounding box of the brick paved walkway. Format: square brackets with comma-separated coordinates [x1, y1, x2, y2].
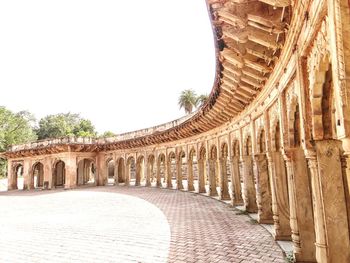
[0, 186, 285, 263]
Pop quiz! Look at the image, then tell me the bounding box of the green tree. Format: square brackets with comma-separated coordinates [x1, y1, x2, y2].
[178, 89, 198, 114]
[196, 94, 209, 107]
[99, 131, 116, 138]
[36, 113, 97, 140]
[0, 107, 37, 177]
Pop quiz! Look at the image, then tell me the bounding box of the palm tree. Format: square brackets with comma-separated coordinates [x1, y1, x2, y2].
[196, 94, 209, 107]
[178, 89, 197, 114]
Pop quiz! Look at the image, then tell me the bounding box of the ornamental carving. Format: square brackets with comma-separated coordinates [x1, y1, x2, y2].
[307, 18, 330, 90]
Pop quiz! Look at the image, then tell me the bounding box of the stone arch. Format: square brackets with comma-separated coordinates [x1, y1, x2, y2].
[136, 155, 145, 186]
[256, 129, 267, 153]
[232, 140, 240, 156]
[126, 156, 136, 186]
[12, 162, 24, 190]
[176, 149, 186, 190]
[31, 162, 44, 189]
[308, 49, 336, 140]
[157, 153, 166, 187]
[167, 151, 176, 187]
[77, 158, 96, 186]
[116, 157, 125, 183]
[106, 157, 115, 185]
[53, 160, 65, 187]
[245, 136, 253, 156]
[288, 97, 301, 148]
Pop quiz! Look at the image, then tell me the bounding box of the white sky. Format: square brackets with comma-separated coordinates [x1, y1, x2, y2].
[0, 0, 216, 134]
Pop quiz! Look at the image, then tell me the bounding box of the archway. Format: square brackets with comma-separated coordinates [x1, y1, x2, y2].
[32, 162, 44, 189]
[53, 160, 65, 187]
[126, 157, 136, 186]
[157, 153, 166, 187]
[13, 163, 24, 190]
[167, 152, 176, 189]
[176, 150, 186, 190]
[106, 159, 115, 185]
[77, 159, 96, 186]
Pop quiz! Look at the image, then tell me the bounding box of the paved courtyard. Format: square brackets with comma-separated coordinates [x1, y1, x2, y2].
[0, 186, 285, 263]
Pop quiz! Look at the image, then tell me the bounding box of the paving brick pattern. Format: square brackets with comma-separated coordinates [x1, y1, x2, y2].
[0, 186, 285, 262]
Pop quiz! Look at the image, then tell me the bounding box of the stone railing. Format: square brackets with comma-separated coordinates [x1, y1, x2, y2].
[8, 111, 197, 152]
[95, 111, 197, 143]
[9, 137, 97, 152]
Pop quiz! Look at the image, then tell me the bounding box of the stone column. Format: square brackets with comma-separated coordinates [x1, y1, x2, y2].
[42, 158, 52, 189]
[197, 158, 206, 193]
[308, 140, 350, 263]
[7, 160, 17, 190]
[166, 158, 173, 189]
[96, 153, 107, 186]
[187, 158, 195, 191]
[125, 163, 130, 186]
[253, 153, 273, 224]
[266, 151, 291, 240]
[22, 160, 31, 190]
[145, 160, 151, 187]
[135, 162, 141, 186]
[283, 148, 316, 262]
[208, 159, 218, 196]
[241, 156, 258, 212]
[156, 160, 162, 187]
[230, 156, 243, 205]
[113, 160, 119, 186]
[176, 158, 184, 190]
[65, 156, 77, 189]
[219, 157, 230, 200]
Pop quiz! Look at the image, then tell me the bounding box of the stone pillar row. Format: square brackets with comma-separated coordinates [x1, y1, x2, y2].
[6, 140, 350, 263]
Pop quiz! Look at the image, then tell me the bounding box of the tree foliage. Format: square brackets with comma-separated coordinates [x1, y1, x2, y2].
[36, 113, 97, 140]
[178, 90, 209, 114]
[0, 107, 37, 152]
[0, 107, 37, 177]
[178, 89, 198, 114]
[99, 131, 116, 138]
[196, 94, 209, 107]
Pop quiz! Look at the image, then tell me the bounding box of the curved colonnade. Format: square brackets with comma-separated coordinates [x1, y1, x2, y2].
[2, 0, 350, 262]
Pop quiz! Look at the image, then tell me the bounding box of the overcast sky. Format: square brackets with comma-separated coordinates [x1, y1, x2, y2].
[0, 0, 216, 134]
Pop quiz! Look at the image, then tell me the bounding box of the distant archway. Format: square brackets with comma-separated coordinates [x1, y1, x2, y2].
[126, 156, 136, 186]
[157, 153, 166, 187]
[106, 159, 115, 185]
[77, 158, 96, 186]
[32, 162, 44, 189]
[14, 163, 24, 190]
[53, 160, 65, 187]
